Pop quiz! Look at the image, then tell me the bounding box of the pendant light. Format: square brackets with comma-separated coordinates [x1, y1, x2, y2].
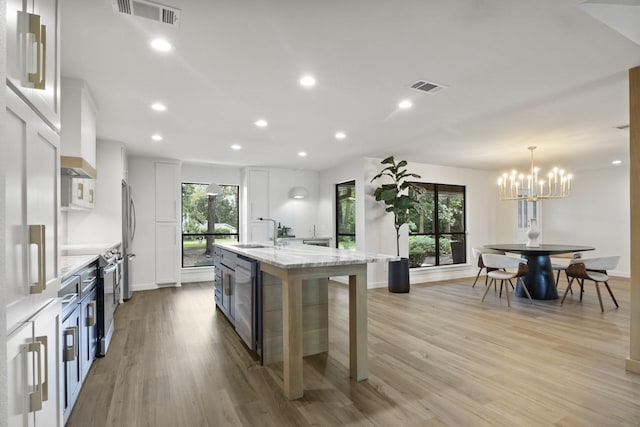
[289, 186, 308, 199]
[206, 183, 222, 196]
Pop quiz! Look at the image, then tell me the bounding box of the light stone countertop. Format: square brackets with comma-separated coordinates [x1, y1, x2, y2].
[61, 255, 99, 280]
[216, 242, 398, 269]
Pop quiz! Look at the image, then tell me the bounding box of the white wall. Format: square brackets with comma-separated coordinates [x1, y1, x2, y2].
[268, 168, 323, 238]
[319, 156, 497, 288]
[364, 158, 498, 286]
[495, 165, 630, 276]
[182, 162, 242, 187]
[66, 140, 123, 245]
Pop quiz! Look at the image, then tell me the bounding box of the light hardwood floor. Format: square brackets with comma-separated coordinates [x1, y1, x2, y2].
[67, 276, 640, 426]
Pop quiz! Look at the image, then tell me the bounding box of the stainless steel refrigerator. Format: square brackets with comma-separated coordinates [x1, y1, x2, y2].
[122, 181, 136, 300]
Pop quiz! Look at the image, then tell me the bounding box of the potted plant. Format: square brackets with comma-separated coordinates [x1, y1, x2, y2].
[371, 156, 423, 292]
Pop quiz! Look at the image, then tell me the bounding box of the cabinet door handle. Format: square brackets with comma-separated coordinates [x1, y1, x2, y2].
[27, 340, 43, 412]
[35, 335, 49, 402]
[77, 181, 84, 201]
[87, 301, 97, 326]
[63, 326, 77, 362]
[27, 13, 46, 89]
[89, 188, 94, 204]
[29, 225, 46, 294]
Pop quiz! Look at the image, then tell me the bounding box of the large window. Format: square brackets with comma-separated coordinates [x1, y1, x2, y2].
[408, 183, 466, 268]
[336, 180, 356, 250]
[181, 183, 239, 267]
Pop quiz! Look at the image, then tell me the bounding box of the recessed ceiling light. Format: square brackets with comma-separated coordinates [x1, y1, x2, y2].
[335, 132, 347, 140]
[255, 119, 268, 128]
[151, 102, 167, 112]
[298, 75, 317, 87]
[151, 39, 172, 52]
[612, 160, 622, 165]
[231, 144, 242, 150]
[151, 134, 163, 141]
[298, 151, 307, 157]
[398, 99, 413, 109]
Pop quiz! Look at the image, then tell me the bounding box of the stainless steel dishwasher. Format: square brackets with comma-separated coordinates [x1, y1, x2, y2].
[234, 256, 255, 350]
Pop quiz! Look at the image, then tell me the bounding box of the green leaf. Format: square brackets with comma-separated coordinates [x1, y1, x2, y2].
[381, 156, 395, 165]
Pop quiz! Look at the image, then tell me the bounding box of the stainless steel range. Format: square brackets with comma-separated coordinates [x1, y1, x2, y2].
[97, 248, 123, 356]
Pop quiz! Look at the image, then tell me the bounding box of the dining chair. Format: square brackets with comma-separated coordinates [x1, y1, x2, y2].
[560, 256, 620, 312]
[551, 252, 582, 292]
[471, 248, 505, 288]
[481, 254, 533, 307]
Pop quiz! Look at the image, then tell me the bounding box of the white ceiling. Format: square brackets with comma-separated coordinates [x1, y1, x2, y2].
[60, 0, 640, 173]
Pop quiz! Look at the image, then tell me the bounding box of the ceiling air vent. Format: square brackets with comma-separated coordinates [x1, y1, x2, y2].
[112, 0, 181, 27]
[410, 80, 447, 94]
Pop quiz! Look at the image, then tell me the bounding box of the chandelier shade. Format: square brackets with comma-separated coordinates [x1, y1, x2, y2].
[497, 146, 572, 201]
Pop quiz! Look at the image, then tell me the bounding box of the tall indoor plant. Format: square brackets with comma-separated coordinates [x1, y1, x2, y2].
[371, 156, 422, 292]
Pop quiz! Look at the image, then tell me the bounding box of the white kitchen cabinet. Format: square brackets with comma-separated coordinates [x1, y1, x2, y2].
[6, 0, 61, 130]
[155, 223, 179, 284]
[246, 168, 269, 219]
[5, 86, 60, 331]
[7, 300, 62, 427]
[155, 162, 179, 222]
[60, 78, 97, 178]
[245, 168, 270, 241]
[61, 176, 95, 210]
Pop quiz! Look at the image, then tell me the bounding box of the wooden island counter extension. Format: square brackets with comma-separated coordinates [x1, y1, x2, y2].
[216, 242, 396, 400]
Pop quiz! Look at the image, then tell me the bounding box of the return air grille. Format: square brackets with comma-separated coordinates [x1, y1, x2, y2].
[410, 80, 447, 94]
[112, 0, 181, 27]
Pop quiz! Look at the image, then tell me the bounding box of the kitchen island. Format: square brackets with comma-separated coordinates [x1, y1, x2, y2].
[215, 242, 396, 400]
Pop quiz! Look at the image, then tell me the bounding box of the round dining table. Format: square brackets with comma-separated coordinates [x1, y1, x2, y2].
[483, 244, 595, 300]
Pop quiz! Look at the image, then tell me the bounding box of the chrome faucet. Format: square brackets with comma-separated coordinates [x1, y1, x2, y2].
[257, 217, 278, 245]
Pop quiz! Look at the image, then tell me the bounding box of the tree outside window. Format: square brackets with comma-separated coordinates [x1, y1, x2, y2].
[181, 183, 239, 267]
[408, 183, 466, 268]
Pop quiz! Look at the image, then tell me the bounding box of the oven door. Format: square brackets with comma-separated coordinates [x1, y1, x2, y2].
[100, 263, 118, 355]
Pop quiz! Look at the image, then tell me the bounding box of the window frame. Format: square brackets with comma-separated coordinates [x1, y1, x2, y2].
[180, 182, 240, 268]
[408, 182, 467, 267]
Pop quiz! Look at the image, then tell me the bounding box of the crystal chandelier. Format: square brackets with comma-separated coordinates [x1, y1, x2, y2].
[497, 146, 573, 201]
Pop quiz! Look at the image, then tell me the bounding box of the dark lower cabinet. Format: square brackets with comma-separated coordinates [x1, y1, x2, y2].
[62, 304, 81, 423]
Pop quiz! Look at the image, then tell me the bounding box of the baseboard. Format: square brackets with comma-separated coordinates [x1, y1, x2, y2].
[131, 282, 181, 293]
[181, 267, 215, 283]
[410, 264, 475, 283]
[626, 357, 640, 374]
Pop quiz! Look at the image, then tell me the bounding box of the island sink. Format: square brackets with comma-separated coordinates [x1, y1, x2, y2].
[232, 243, 271, 249]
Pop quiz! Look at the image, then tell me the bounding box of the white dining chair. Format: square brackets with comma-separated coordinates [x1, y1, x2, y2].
[471, 247, 505, 288]
[551, 252, 582, 290]
[560, 256, 620, 312]
[481, 254, 533, 307]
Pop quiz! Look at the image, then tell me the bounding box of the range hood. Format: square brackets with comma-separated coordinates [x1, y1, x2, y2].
[61, 156, 97, 179]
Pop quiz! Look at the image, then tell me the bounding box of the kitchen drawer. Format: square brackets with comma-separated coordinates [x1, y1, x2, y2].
[220, 249, 237, 270]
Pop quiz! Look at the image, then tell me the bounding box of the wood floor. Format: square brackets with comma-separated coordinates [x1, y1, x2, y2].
[67, 276, 640, 427]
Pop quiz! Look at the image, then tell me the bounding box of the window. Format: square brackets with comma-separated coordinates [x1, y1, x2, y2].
[408, 183, 466, 268]
[181, 183, 239, 267]
[336, 180, 356, 249]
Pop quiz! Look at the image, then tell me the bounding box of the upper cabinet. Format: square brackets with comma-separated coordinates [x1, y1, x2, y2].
[6, 0, 61, 130]
[155, 162, 180, 222]
[60, 78, 98, 179]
